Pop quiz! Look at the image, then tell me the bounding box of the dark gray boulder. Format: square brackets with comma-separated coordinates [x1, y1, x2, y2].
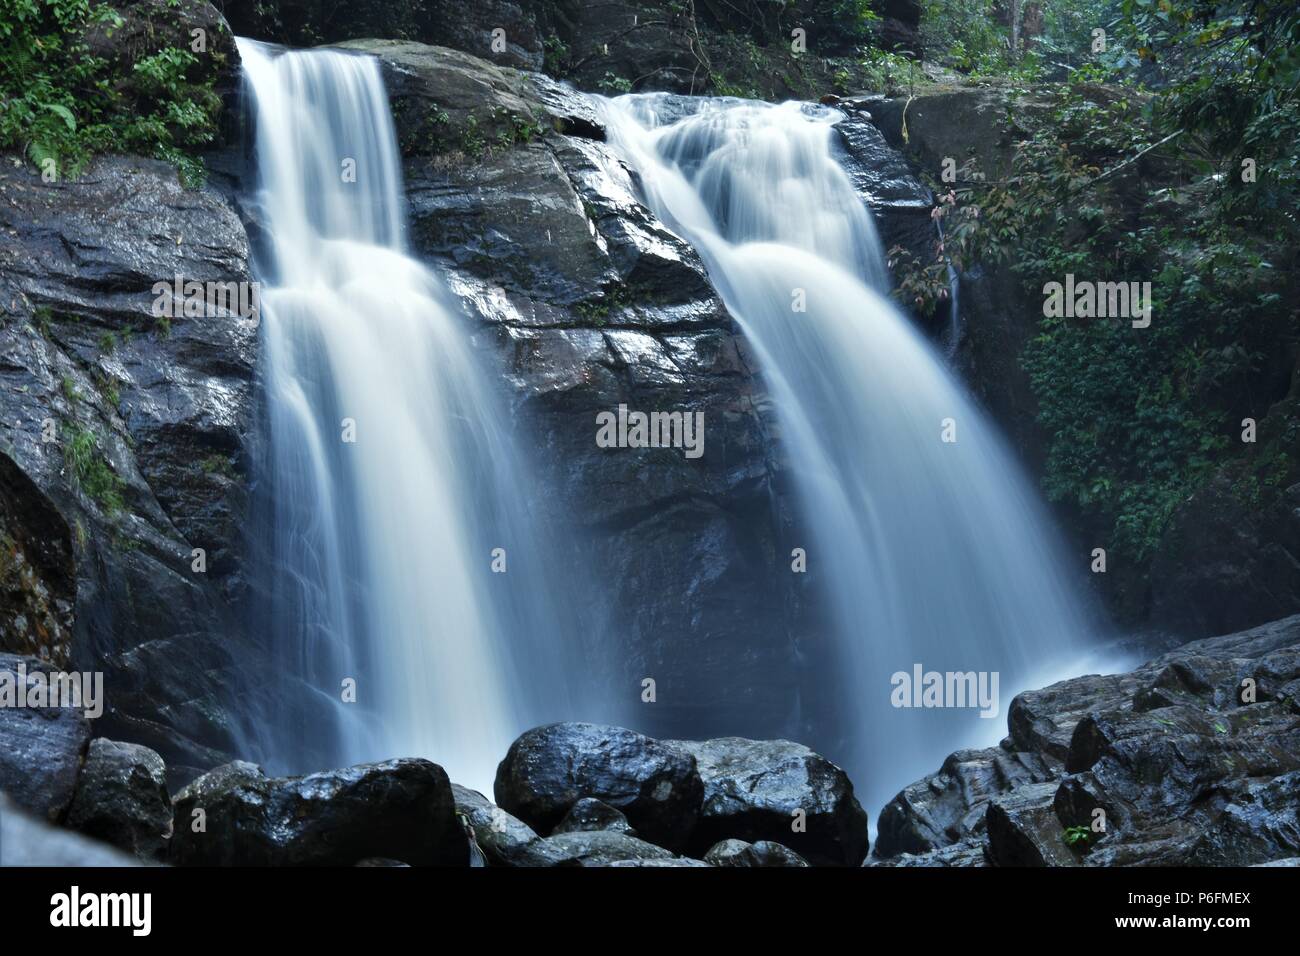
[494, 722, 703, 851]
[66, 738, 172, 860]
[667, 736, 869, 866]
[552, 796, 638, 836]
[704, 838, 810, 867]
[170, 759, 467, 866]
[0, 654, 91, 821]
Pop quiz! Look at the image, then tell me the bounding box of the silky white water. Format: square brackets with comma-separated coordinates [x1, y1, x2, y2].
[236, 39, 586, 792]
[604, 95, 1103, 814]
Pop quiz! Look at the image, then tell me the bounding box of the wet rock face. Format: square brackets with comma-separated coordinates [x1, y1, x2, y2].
[831, 102, 934, 276]
[352, 40, 812, 744]
[353, 41, 937, 751]
[170, 758, 468, 865]
[0, 153, 266, 782]
[494, 722, 704, 851]
[873, 614, 1300, 866]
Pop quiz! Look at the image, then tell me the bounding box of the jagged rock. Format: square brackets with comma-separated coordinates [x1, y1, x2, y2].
[65, 738, 172, 860]
[666, 736, 869, 866]
[886, 615, 1300, 867]
[0, 654, 91, 821]
[452, 783, 567, 867]
[985, 782, 1078, 867]
[0, 793, 140, 866]
[494, 723, 703, 851]
[539, 829, 678, 866]
[170, 759, 467, 866]
[552, 797, 638, 836]
[1009, 671, 1147, 761]
[876, 745, 1059, 857]
[704, 838, 810, 867]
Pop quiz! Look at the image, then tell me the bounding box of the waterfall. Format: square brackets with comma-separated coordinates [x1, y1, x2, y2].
[603, 95, 1105, 815]
[235, 39, 587, 792]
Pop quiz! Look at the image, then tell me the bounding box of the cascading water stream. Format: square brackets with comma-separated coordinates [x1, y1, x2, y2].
[603, 94, 1109, 814]
[235, 39, 590, 792]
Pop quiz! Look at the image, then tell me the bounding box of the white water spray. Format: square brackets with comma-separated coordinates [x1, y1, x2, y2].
[236, 39, 585, 792]
[604, 95, 1104, 814]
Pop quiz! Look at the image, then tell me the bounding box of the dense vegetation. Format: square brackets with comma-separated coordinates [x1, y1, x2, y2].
[901, 0, 1298, 591]
[0, 0, 226, 183]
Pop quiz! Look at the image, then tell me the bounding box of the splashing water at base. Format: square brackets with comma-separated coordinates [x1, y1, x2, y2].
[235, 39, 587, 793]
[603, 94, 1110, 815]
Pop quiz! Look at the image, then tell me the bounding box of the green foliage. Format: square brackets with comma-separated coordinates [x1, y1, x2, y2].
[935, 83, 1296, 563]
[854, 47, 920, 95]
[96, 372, 120, 408]
[542, 35, 569, 77]
[0, 0, 222, 182]
[597, 71, 634, 95]
[1063, 825, 1092, 847]
[62, 422, 125, 513]
[921, 0, 1015, 73]
[1123, 0, 1300, 228]
[199, 453, 234, 477]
